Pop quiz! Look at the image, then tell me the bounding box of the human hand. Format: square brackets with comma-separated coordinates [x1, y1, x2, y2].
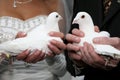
[65, 28, 103, 68]
[80, 42, 120, 69]
[66, 26, 119, 69]
[66, 28, 86, 67]
[66, 28, 83, 59]
[82, 26, 120, 69]
[66, 25, 99, 43]
[48, 31, 66, 57]
[16, 49, 46, 63]
[79, 42, 107, 69]
[67, 27, 105, 69]
[16, 32, 46, 63]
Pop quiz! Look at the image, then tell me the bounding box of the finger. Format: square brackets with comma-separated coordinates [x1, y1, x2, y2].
[67, 43, 80, 52]
[85, 42, 97, 60]
[25, 49, 41, 63]
[68, 51, 82, 61]
[48, 43, 61, 55]
[66, 34, 80, 43]
[85, 43, 105, 67]
[94, 25, 100, 32]
[86, 43, 99, 60]
[93, 37, 112, 45]
[93, 37, 109, 44]
[49, 39, 66, 50]
[72, 28, 84, 37]
[46, 52, 55, 57]
[49, 31, 64, 39]
[32, 51, 46, 63]
[93, 37, 119, 46]
[16, 31, 27, 38]
[38, 52, 46, 61]
[16, 49, 30, 60]
[81, 42, 93, 64]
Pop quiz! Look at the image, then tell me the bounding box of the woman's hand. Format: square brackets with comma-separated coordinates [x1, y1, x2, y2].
[15, 32, 46, 63]
[48, 31, 66, 57]
[16, 49, 46, 63]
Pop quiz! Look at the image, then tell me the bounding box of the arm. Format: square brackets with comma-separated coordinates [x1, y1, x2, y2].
[45, 31, 67, 77]
[46, 54, 66, 77]
[44, 1, 71, 76]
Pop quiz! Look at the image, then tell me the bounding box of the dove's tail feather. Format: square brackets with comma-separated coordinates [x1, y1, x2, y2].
[95, 45, 120, 59]
[0, 38, 30, 55]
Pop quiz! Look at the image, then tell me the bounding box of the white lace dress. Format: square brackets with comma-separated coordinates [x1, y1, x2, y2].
[0, 15, 66, 80]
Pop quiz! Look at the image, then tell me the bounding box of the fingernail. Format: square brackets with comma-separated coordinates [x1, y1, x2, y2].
[48, 32, 54, 35]
[80, 33, 84, 37]
[75, 37, 80, 42]
[93, 38, 98, 43]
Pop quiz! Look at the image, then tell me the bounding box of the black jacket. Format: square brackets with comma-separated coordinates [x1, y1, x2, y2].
[65, 0, 120, 80]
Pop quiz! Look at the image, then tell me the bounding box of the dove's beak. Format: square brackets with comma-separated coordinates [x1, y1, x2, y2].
[72, 19, 78, 24]
[59, 16, 63, 20]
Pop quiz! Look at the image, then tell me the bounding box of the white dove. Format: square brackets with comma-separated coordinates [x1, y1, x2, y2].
[72, 12, 120, 59]
[0, 12, 63, 55]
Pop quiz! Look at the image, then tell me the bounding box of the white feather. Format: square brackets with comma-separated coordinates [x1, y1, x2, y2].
[73, 12, 120, 59]
[0, 12, 63, 55]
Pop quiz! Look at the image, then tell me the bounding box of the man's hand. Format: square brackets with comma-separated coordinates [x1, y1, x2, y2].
[65, 26, 119, 70]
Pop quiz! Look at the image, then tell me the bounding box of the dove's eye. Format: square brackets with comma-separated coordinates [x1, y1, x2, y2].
[81, 15, 85, 19]
[56, 15, 59, 18]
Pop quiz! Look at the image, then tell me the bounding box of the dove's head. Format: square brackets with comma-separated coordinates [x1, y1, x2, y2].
[46, 12, 62, 25]
[72, 12, 94, 29]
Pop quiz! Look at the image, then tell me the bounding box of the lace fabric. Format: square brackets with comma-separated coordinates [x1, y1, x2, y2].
[0, 15, 47, 64]
[0, 15, 47, 43]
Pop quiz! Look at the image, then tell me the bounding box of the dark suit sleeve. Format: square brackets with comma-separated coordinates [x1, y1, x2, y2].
[64, 0, 81, 76]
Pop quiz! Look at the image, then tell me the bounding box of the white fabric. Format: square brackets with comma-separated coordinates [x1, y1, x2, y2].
[0, 15, 47, 43]
[72, 76, 84, 80]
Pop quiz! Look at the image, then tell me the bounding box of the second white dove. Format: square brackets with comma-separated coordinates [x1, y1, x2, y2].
[72, 12, 120, 59]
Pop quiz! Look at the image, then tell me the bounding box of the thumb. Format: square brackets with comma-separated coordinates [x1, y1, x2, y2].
[93, 37, 110, 45]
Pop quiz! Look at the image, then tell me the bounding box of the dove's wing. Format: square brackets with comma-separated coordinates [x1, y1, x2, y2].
[94, 32, 120, 58]
[0, 37, 31, 54]
[95, 44, 120, 58]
